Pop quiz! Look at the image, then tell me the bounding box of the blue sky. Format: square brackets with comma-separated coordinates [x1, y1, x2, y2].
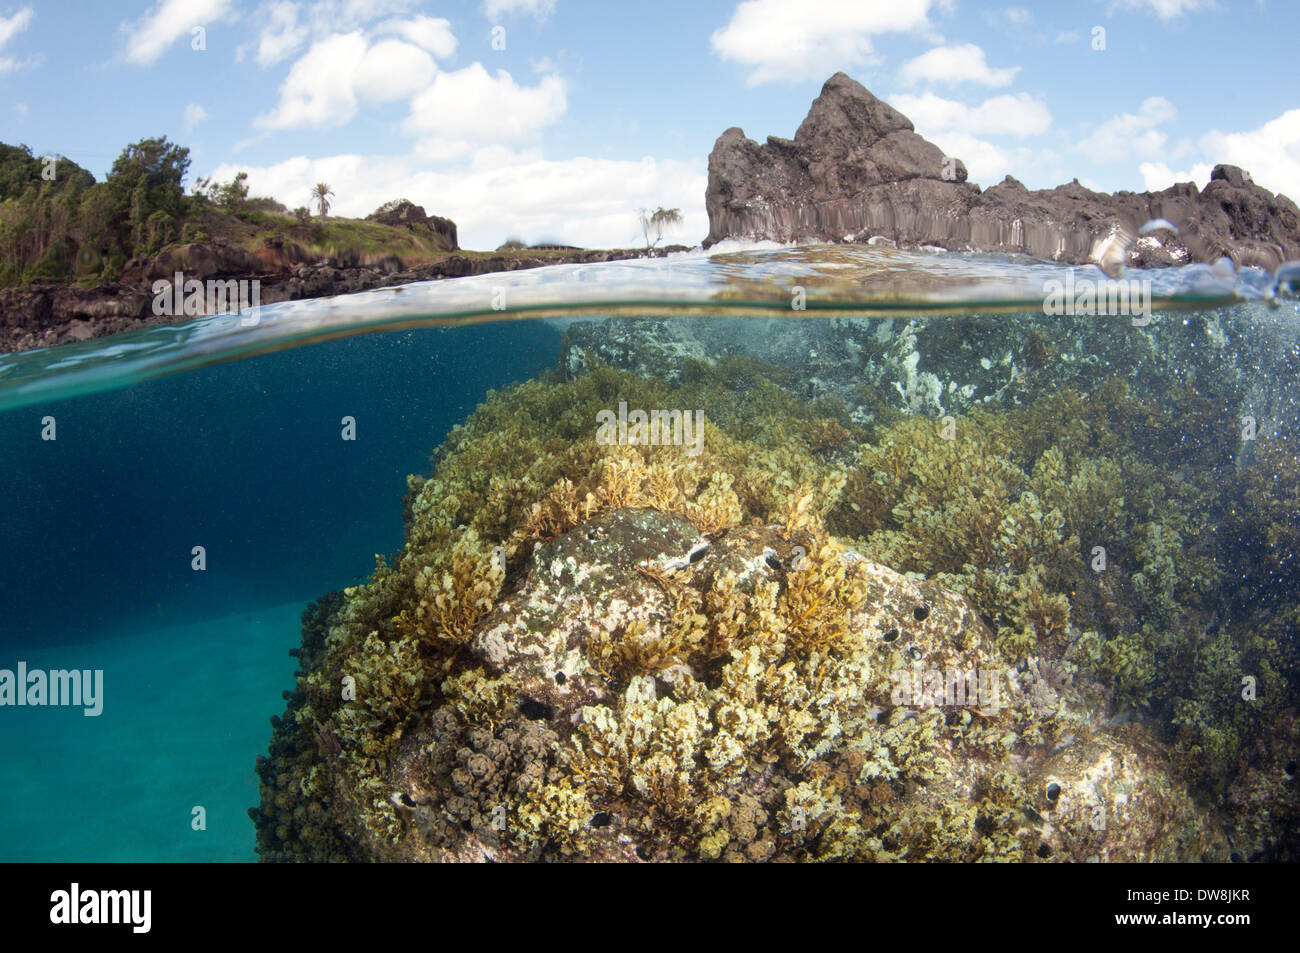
[1, 0, 1297, 249]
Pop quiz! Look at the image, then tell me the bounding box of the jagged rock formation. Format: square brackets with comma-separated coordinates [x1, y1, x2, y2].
[704, 73, 1300, 269]
[365, 199, 459, 251]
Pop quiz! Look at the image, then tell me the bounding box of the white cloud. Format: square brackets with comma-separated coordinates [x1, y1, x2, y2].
[0, 3, 39, 73]
[483, 0, 557, 20]
[1075, 96, 1176, 162]
[255, 27, 452, 130]
[353, 39, 437, 103]
[1111, 0, 1215, 20]
[123, 0, 234, 65]
[209, 151, 707, 250]
[241, 0, 421, 66]
[890, 92, 1050, 136]
[375, 15, 456, 57]
[403, 63, 567, 157]
[918, 130, 1060, 186]
[255, 32, 369, 129]
[1138, 161, 1213, 191]
[184, 103, 209, 130]
[711, 0, 934, 84]
[1003, 7, 1031, 24]
[1198, 109, 1300, 203]
[14, 102, 27, 121]
[0, 5, 33, 48]
[898, 43, 1019, 87]
[249, 1, 307, 67]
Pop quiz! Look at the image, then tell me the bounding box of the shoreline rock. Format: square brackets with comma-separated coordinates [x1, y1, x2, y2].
[703, 72, 1300, 270]
[0, 243, 691, 354]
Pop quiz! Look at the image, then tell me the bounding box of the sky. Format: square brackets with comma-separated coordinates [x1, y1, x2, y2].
[1, 0, 1298, 250]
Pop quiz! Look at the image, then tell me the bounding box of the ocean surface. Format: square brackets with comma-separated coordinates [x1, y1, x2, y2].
[1, 242, 1297, 861]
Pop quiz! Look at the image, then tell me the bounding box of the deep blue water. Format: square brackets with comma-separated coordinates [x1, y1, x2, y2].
[0, 319, 561, 860]
[0, 320, 562, 647]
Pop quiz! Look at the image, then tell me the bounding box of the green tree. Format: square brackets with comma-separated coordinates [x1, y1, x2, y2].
[637, 206, 682, 250]
[218, 171, 249, 211]
[106, 137, 190, 215]
[311, 182, 334, 218]
[104, 137, 190, 257]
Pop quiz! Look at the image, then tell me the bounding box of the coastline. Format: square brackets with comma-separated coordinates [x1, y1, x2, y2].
[0, 245, 690, 355]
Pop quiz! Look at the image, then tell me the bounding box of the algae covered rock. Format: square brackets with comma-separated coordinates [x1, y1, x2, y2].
[252, 357, 1299, 862]
[255, 506, 1223, 862]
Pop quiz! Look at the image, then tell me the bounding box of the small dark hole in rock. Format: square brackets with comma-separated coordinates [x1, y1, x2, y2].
[688, 545, 707, 564]
[875, 709, 890, 724]
[1230, 851, 1242, 863]
[555, 671, 567, 684]
[883, 627, 900, 643]
[1036, 842, 1052, 858]
[913, 605, 930, 622]
[1046, 782, 1061, 802]
[399, 793, 415, 808]
[590, 811, 612, 828]
[519, 697, 554, 720]
[636, 844, 652, 860]
[461, 819, 473, 832]
[764, 552, 782, 570]
[1286, 760, 1297, 777]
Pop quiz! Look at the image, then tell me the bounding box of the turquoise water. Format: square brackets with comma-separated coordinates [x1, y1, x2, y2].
[0, 317, 561, 860]
[0, 605, 300, 861]
[1, 245, 1298, 861]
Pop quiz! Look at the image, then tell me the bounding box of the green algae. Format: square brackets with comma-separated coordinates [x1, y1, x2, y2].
[252, 358, 1300, 862]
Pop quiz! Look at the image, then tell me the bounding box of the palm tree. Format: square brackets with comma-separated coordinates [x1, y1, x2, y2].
[311, 182, 335, 219]
[638, 206, 682, 250]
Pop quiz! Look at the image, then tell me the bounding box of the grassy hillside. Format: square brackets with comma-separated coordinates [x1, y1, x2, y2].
[0, 137, 458, 288]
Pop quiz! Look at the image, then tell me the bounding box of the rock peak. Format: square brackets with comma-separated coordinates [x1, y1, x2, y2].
[703, 74, 1300, 268]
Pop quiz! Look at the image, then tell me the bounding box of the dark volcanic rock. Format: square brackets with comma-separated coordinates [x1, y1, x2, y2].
[704, 73, 1300, 270]
[705, 74, 974, 251]
[0, 246, 687, 354]
[366, 200, 459, 251]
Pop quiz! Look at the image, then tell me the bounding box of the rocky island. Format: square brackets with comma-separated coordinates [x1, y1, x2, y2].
[704, 72, 1300, 270]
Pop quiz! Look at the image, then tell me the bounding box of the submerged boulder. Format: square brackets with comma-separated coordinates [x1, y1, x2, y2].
[252, 362, 1265, 863]
[257, 507, 1226, 862]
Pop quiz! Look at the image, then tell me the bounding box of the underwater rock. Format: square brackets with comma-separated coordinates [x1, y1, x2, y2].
[257, 506, 1226, 862]
[251, 358, 1300, 861]
[561, 306, 1300, 433]
[705, 73, 1300, 269]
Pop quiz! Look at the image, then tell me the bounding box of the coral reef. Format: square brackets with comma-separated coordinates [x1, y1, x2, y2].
[254, 355, 1300, 861]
